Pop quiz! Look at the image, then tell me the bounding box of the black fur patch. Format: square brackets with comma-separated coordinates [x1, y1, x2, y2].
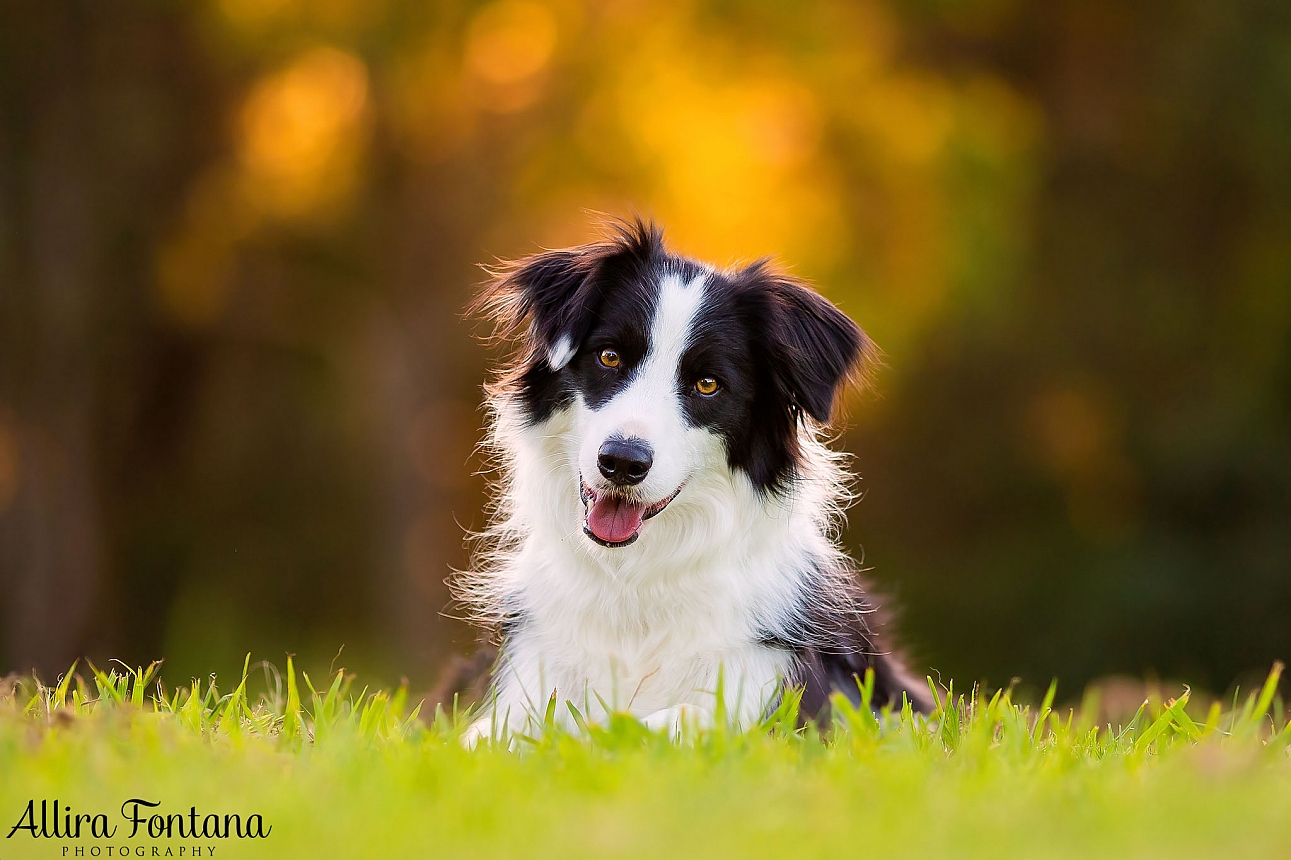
[473, 220, 664, 423]
[758, 560, 932, 719]
[676, 266, 873, 492]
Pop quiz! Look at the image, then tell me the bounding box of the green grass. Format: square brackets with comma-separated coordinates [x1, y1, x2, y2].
[2, 659, 1289, 859]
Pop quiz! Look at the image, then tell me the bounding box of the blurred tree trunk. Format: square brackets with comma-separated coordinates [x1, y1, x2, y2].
[372, 163, 491, 680]
[0, 0, 102, 677]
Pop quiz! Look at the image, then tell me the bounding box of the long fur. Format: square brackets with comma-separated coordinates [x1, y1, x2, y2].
[457, 218, 929, 742]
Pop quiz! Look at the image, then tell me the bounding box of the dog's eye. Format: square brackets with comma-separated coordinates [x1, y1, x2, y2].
[598, 348, 621, 369]
[695, 377, 719, 396]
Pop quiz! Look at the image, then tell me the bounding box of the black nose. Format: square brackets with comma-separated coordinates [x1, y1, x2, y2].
[597, 437, 653, 486]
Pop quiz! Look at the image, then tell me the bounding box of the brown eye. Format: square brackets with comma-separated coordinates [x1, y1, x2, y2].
[598, 348, 621, 369]
[695, 377, 719, 396]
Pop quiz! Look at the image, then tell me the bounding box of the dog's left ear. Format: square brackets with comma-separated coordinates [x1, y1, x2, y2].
[759, 267, 875, 423]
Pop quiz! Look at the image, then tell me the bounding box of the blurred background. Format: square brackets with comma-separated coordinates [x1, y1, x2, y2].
[1, 0, 1288, 698]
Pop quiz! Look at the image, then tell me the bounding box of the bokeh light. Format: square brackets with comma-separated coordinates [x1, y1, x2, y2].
[1, 0, 1287, 700]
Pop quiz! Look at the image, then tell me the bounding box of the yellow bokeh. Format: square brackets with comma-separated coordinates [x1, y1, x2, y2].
[465, 1, 558, 86]
[465, 1, 558, 112]
[455, 0, 1040, 366]
[581, 21, 846, 271]
[187, 0, 1041, 355]
[155, 46, 371, 326]
[386, 35, 476, 163]
[236, 46, 370, 220]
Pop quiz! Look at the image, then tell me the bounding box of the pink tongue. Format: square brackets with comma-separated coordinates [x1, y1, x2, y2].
[587, 495, 646, 544]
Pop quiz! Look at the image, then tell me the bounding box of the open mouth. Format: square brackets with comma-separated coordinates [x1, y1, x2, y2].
[580, 481, 683, 548]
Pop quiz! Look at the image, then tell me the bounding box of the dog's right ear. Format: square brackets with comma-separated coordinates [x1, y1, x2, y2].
[472, 249, 599, 370]
[472, 219, 663, 370]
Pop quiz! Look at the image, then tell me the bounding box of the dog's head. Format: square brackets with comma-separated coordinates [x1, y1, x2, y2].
[476, 219, 875, 549]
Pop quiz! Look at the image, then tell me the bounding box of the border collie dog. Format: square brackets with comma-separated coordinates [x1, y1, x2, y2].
[460, 220, 929, 743]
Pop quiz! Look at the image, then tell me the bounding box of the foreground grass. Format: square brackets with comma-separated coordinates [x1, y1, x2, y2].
[2, 660, 1289, 859]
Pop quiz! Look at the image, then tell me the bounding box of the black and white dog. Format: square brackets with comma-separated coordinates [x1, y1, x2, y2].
[460, 219, 929, 743]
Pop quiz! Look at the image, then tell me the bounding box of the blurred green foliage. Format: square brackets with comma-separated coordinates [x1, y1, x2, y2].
[0, 0, 1287, 693]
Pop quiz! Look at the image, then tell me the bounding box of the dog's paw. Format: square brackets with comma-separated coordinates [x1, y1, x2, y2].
[642, 704, 710, 740]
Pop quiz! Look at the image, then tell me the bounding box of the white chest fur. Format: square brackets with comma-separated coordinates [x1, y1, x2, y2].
[492, 543, 796, 730]
[464, 401, 846, 741]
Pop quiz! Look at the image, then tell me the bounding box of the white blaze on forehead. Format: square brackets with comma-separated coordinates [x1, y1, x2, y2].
[578, 269, 709, 501]
[646, 271, 707, 380]
[583, 268, 707, 472]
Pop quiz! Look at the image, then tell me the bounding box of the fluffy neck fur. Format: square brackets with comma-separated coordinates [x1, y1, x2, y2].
[458, 392, 859, 727]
